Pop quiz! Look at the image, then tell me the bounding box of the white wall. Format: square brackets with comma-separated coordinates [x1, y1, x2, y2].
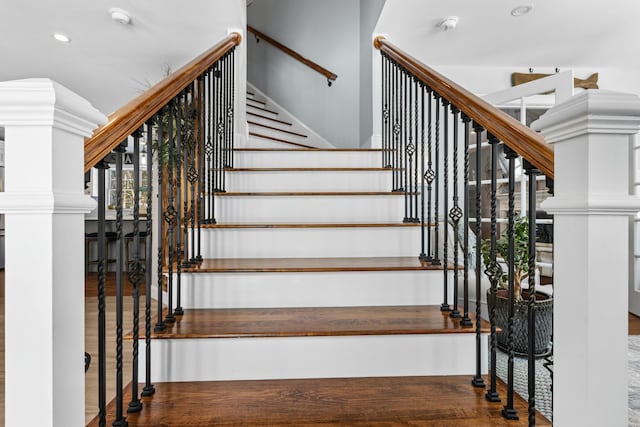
[359, 0, 386, 148]
[248, 0, 361, 148]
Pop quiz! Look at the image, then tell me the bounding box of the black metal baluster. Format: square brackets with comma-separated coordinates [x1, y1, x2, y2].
[502, 145, 519, 420]
[449, 107, 462, 319]
[432, 94, 441, 266]
[216, 59, 224, 194]
[461, 114, 473, 327]
[525, 159, 540, 426]
[164, 99, 177, 325]
[392, 62, 400, 189]
[441, 99, 451, 312]
[423, 88, 434, 262]
[113, 141, 128, 427]
[127, 128, 143, 414]
[95, 159, 109, 427]
[188, 82, 198, 264]
[195, 75, 204, 262]
[402, 69, 409, 216]
[472, 123, 485, 389]
[206, 67, 215, 224]
[143, 119, 156, 396]
[419, 82, 426, 259]
[485, 133, 502, 403]
[155, 108, 167, 332]
[404, 74, 416, 222]
[382, 53, 389, 168]
[413, 77, 419, 222]
[229, 47, 236, 167]
[174, 90, 184, 317]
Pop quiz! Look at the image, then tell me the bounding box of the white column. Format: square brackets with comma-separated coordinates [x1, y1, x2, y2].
[0, 79, 106, 427]
[533, 90, 640, 427]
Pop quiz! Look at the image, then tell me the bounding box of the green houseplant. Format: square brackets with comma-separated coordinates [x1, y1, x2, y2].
[481, 216, 553, 356]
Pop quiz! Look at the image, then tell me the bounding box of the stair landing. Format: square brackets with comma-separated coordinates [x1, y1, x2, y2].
[88, 376, 551, 426]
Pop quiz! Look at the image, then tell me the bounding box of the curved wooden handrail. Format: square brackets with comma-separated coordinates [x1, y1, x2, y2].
[374, 37, 554, 179]
[248, 25, 338, 83]
[84, 32, 242, 172]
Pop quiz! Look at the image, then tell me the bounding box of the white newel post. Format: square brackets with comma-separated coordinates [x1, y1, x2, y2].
[533, 90, 640, 427]
[0, 79, 106, 426]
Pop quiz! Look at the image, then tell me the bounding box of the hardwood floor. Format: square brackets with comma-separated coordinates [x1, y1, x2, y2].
[630, 313, 640, 335]
[88, 376, 550, 426]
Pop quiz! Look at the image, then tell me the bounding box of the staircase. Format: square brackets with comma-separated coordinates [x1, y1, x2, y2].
[133, 90, 487, 386]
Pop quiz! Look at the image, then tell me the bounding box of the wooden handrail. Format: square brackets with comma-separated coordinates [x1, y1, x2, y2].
[247, 25, 338, 84]
[374, 37, 554, 179]
[84, 33, 242, 172]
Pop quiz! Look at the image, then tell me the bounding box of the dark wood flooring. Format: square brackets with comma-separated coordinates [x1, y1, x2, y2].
[630, 313, 640, 335]
[87, 376, 550, 426]
[85, 272, 147, 298]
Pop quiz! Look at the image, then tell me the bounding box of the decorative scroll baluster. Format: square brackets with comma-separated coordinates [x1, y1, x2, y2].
[95, 159, 109, 427]
[194, 76, 203, 262]
[393, 62, 400, 190]
[485, 133, 502, 403]
[174, 90, 185, 317]
[229, 47, 236, 167]
[113, 141, 127, 427]
[164, 99, 177, 325]
[449, 106, 462, 318]
[503, 146, 519, 420]
[127, 128, 143, 414]
[461, 114, 473, 327]
[413, 78, 420, 222]
[142, 119, 156, 397]
[402, 68, 409, 215]
[423, 88, 434, 262]
[441, 99, 451, 312]
[187, 82, 197, 265]
[471, 123, 486, 389]
[382, 54, 389, 168]
[419, 82, 426, 258]
[404, 74, 415, 222]
[155, 107, 167, 332]
[525, 159, 540, 426]
[432, 94, 441, 266]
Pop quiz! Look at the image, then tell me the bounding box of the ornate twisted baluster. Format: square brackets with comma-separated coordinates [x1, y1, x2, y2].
[155, 106, 167, 332]
[432, 93, 441, 266]
[471, 123, 485, 389]
[143, 119, 156, 396]
[485, 133, 502, 403]
[449, 106, 462, 318]
[95, 159, 109, 427]
[440, 98, 451, 312]
[164, 99, 177, 325]
[461, 114, 473, 327]
[423, 87, 434, 262]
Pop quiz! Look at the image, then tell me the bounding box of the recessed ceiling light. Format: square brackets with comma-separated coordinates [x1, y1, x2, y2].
[109, 8, 132, 25]
[52, 33, 71, 43]
[511, 4, 533, 16]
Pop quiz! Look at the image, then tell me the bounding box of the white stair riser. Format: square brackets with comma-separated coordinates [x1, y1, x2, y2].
[234, 151, 382, 168]
[226, 170, 392, 192]
[214, 195, 405, 223]
[176, 270, 450, 309]
[239, 137, 302, 149]
[198, 227, 421, 258]
[139, 334, 488, 382]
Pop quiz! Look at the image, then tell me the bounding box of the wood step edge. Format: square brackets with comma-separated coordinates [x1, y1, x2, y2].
[249, 132, 316, 149]
[127, 306, 489, 340]
[246, 98, 266, 105]
[247, 104, 279, 115]
[235, 147, 383, 152]
[202, 222, 431, 229]
[247, 111, 293, 126]
[247, 121, 308, 138]
[178, 257, 459, 274]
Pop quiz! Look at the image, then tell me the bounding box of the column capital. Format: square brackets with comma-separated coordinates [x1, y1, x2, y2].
[0, 78, 106, 137]
[532, 90, 640, 143]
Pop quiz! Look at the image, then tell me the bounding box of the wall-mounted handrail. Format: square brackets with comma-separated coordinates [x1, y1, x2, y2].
[84, 32, 242, 172]
[248, 25, 338, 85]
[374, 36, 554, 179]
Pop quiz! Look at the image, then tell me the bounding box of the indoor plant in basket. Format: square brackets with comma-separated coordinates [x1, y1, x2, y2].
[481, 216, 553, 356]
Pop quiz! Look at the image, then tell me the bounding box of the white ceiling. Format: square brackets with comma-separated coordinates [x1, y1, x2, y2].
[0, 0, 244, 115]
[1, 0, 638, 116]
[376, 0, 640, 70]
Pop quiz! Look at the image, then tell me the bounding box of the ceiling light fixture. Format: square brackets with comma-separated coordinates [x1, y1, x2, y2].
[511, 4, 533, 16]
[438, 16, 459, 32]
[52, 33, 71, 43]
[109, 8, 132, 25]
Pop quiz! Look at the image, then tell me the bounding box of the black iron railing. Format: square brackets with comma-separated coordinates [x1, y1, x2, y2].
[84, 34, 239, 427]
[376, 36, 554, 426]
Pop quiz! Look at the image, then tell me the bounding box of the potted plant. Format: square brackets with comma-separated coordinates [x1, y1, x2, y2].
[481, 216, 553, 356]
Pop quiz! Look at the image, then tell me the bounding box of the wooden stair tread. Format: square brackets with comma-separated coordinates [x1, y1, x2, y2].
[249, 132, 315, 149]
[247, 120, 308, 137]
[182, 256, 454, 273]
[202, 222, 426, 229]
[247, 111, 293, 126]
[215, 191, 410, 196]
[246, 98, 266, 105]
[227, 167, 393, 171]
[141, 306, 486, 339]
[88, 376, 550, 426]
[235, 147, 383, 152]
[246, 104, 279, 115]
